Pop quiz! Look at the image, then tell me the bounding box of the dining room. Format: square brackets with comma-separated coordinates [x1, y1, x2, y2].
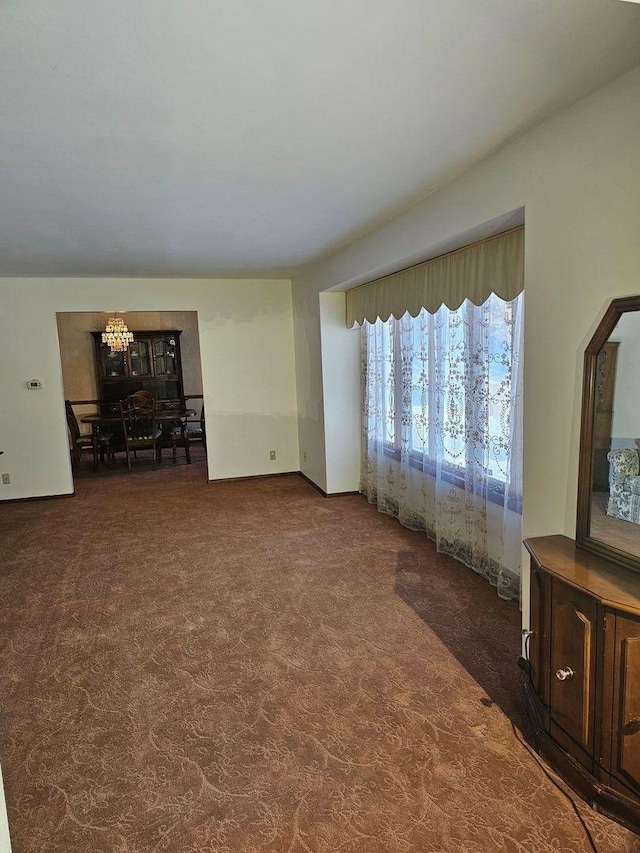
[56, 310, 206, 478]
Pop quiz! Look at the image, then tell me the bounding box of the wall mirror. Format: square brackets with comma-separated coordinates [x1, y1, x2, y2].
[577, 295, 640, 572]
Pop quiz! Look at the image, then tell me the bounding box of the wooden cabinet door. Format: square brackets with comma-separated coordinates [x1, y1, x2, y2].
[528, 562, 549, 705]
[606, 612, 640, 797]
[549, 580, 598, 758]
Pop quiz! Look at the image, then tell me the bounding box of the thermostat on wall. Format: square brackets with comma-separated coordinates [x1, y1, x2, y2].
[26, 379, 43, 389]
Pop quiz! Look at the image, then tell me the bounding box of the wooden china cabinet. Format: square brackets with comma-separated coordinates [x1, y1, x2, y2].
[92, 330, 184, 414]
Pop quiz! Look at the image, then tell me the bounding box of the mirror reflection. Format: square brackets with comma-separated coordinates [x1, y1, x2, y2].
[590, 310, 640, 559]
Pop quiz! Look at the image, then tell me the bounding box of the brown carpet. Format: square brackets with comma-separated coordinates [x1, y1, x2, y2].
[0, 462, 638, 852]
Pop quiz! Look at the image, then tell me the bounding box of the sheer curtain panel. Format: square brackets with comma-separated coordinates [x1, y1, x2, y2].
[361, 294, 523, 601]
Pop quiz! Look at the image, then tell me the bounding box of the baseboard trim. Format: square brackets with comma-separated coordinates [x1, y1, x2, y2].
[208, 471, 299, 484]
[298, 472, 326, 496]
[298, 472, 361, 498]
[207, 470, 360, 498]
[1, 492, 74, 504]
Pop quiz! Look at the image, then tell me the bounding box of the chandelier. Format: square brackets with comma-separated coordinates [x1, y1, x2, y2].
[102, 317, 134, 352]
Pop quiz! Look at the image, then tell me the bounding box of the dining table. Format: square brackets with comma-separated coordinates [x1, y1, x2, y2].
[81, 409, 196, 472]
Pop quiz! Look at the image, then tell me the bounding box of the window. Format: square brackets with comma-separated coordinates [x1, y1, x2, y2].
[357, 234, 524, 601]
[362, 293, 523, 503]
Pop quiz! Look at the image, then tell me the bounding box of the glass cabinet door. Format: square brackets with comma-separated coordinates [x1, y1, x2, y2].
[104, 349, 126, 377]
[153, 337, 177, 377]
[128, 340, 152, 377]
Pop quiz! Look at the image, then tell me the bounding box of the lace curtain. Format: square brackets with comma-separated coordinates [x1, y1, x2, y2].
[361, 293, 524, 601]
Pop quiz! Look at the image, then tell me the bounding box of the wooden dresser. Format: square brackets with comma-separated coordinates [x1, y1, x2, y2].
[524, 535, 640, 833]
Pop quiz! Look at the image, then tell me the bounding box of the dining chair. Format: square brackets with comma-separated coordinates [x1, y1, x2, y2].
[170, 405, 206, 464]
[119, 394, 163, 471]
[65, 400, 113, 469]
[128, 389, 156, 408]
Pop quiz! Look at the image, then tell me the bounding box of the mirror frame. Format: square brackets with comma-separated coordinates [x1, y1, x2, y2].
[576, 294, 640, 572]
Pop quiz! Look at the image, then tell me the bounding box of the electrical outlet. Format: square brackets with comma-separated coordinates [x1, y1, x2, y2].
[2, 473, 10, 485]
[269, 450, 276, 461]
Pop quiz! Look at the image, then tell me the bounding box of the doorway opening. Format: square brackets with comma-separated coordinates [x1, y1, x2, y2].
[56, 310, 205, 481]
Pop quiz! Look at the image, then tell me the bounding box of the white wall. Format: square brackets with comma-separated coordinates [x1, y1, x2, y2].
[291, 64, 640, 622]
[319, 293, 360, 494]
[0, 278, 299, 499]
[292, 283, 361, 495]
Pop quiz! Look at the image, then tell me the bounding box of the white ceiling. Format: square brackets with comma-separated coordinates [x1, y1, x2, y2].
[2, 0, 640, 278]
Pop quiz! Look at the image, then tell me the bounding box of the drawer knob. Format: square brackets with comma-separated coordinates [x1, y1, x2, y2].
[555, 666, 575, 681]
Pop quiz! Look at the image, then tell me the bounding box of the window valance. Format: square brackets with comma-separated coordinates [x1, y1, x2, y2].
[346, 227, 524, 327]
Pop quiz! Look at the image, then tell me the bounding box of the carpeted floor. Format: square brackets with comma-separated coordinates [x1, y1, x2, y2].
[0, 462, 638, 852]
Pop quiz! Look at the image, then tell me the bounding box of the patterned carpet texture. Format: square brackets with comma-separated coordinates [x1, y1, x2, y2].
[0, 466, 638, 852]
